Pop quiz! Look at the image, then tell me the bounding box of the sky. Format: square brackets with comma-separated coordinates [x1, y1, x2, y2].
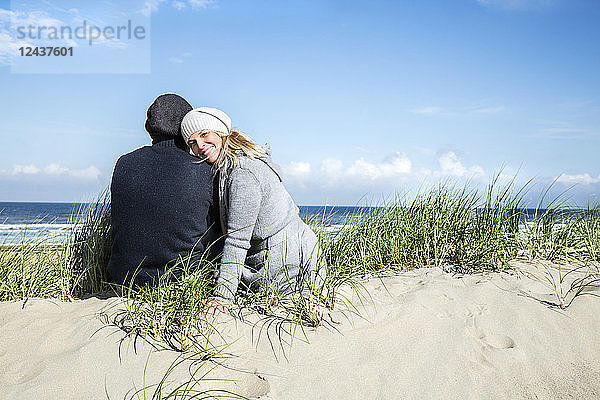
[0, 0, 599, 206]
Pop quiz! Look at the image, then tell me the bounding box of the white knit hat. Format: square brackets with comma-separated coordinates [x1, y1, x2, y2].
[180, 107, 232, 142]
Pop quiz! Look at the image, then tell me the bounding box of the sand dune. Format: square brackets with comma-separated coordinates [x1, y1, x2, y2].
[1, 262, 599, 399]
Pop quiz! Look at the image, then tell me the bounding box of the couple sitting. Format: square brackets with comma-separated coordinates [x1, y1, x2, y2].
[107, 93, 326, 312]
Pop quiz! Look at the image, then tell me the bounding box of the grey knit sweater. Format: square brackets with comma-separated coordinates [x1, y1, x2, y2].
[214, 151, 300, 301]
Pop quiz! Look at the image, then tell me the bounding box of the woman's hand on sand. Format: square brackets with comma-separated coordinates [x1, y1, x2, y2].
[202, 298, 229, 317]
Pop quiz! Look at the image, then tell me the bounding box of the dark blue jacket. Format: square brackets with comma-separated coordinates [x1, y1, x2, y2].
[107, 138, 220, 286]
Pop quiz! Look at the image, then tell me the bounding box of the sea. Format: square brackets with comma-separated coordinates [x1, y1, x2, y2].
[0, 202, 584, 244]
[0, 202, 368, 244]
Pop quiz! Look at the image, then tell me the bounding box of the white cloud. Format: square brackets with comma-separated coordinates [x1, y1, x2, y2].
[283, 161, 311, 180]
[0, 7, 134, 66]
[69, 166, 102, 180]
[11, 164, 40, 175]
[320, 158, 344, 180]
[347, 158, 382, 179]
[283, 151, 489, 205]
[141, 0, 168, 16]
[0, 31, 28, 65]
[0, 9, 66, 66]
[556, 173, 600, 185]
[304, 152, 483, 186]
[1, 163, 101, 181]
[142, 0, 215, 14]
[189, 0, 216, 9]
[438, 151, 485, 178]
[172, 1, 187, 10]
[44, 163, 68, 175]
[59, 8, 129, 49]
[347, 153, 412, 180]
[317, 153, 413, 185]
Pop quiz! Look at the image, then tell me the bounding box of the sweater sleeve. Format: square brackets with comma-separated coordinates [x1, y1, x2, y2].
[213, 168, 262, 302]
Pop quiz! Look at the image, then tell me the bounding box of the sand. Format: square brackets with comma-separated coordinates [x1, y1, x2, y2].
[1, 261, 600, 399]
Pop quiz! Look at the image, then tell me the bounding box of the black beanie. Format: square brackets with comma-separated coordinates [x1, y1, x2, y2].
[145, 94, 193, 139]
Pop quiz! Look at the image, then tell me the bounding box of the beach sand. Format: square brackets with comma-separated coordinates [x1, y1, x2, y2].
[1, 262, 599, 399]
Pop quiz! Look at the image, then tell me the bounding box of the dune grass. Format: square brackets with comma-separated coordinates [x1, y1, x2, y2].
[109, 261, 220, 353]
[0, 192, 112, 302]
[322, 176, 525, 283]
[0, 213, 74, 301]
[67, 192, 113, 296]
[0, 240, 71, 301]
[2, 176, 600, 346]
[123, 349, 249, 400]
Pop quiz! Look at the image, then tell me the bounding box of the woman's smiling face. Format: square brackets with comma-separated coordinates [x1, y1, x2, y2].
[187, 130, 223, 163]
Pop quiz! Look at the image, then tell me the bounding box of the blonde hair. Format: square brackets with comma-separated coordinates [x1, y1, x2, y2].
[213, 128, 265, 172]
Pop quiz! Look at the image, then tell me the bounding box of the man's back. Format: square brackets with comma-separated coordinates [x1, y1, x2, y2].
[108, 138, 218, 285]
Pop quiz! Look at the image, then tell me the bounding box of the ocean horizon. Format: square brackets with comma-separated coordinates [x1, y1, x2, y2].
[0, 201, 372, 225]
[0, 202, 376, 243]
[0, 201, 589, 243]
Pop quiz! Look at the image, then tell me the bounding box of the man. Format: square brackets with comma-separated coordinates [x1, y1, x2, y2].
[107, 93, 220, 286]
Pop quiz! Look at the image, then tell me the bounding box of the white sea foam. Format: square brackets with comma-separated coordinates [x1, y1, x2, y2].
[0, 223, 73, 231]
[309, 224, 347, 236]
[0, 223, 75, 244]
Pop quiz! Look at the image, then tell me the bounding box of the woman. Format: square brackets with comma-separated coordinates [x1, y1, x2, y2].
[180, 107, 326, 311]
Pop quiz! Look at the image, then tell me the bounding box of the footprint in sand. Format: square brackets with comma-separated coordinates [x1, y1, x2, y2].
[465, 307, 487, 340]
[465, 306, 515, 369]
[241, 370, 270, 399]
[484, 333, 515, 349]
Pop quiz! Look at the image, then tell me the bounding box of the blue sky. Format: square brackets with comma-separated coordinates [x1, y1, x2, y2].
[1, 0, 599, 205]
